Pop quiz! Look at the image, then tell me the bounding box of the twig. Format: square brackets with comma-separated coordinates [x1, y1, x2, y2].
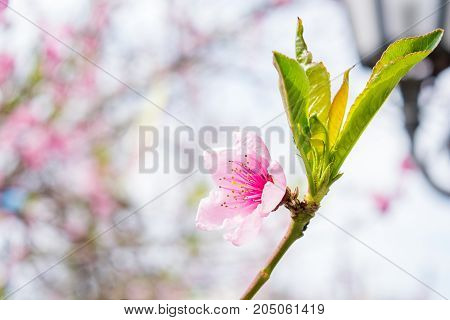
[241, 189, 318, 300]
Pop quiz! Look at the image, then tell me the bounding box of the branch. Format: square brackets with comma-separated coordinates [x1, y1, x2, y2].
[241, 190, 318, 299]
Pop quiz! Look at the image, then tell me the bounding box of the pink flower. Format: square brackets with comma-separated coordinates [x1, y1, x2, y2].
[0, 107, 70, 170]
[0, 53, 14, 84]
[401, 155, 416, 172]
[0, 0, 8, 13]
[91, 1, 110, 30]
[196, 132, 286, 246]
[372, 193, 391, 214]
[43, 36, 62, 75]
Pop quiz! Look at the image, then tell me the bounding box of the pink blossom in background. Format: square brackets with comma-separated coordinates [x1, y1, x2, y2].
[63, 216, 89, 241]
[273, 0, 292, 6]
[76, 68, 97, 96]
[0, 107, 69, 170]
[0, 53, 14, 84]
[196, 132, 286, 246]
[92, 1, 110, 30]
[18, 126, 68, 170]
[51, 81, 70, 104]
[401, 155, 417, 172]
[17, 126, 51, 169]
[70, 160, 116, 219]
[82, 34, 99, 56]
[0, 0, 8, 13]
[43, 36, 63, 75]
[41, 25, 74, 76]
[0, 107, 37, 144]
[89, 184, 116, 218]
[372, 193, 392, 214]
[370, 155, 415, 215]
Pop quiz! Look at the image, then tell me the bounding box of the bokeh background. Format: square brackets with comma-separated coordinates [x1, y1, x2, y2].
[0, 0, 449, 299]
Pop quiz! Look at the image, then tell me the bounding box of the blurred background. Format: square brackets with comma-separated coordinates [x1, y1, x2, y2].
[0, 0, 449, 299]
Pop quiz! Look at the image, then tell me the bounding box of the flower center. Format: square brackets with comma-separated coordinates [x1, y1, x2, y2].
[218, 157, 268, 209]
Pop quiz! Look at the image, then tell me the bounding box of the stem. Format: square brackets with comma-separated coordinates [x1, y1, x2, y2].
[240, 206, 314, 300]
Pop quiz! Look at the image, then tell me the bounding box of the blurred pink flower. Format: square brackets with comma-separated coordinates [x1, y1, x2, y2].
[0, 107, 37, 143]
[51, 81, 69, 103]
[196, 132, 286, 246]
[76, 68, 96, 95]
[401, 155, 416, 172]
[92, 1, 110, 30]
[90, 185, 116, 218]
[82, 34, 99, 56]
[0, 0, 8, 13]
[0, 53, 14, 84]
[0, 107, 69, 169]
[273, 0, 292, 5]
[372, 193, 391, 214]
[71, 160, 116, 218]
[63, 215, 89, 241]
[43, 36, 62, 74]
[19, 127, 68, 169]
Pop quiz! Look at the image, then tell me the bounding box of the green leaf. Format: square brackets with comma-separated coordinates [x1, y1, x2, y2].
[275, 19, 442, 205]
[296, 18, 311, 64]
[295, 18, 331, 123]
[332, 29, 443, 174]
[306, 62, 331, 123]
[371, 29, 444, 80]
[273, 52, 310, 136]
[309, 115, 328, 196]
[328, 69, 350, 148]
[309, 115, 327, 153]
[273, 51, 314, 186]
[277, 19, 333, 200]
[320, 163, 332, 184]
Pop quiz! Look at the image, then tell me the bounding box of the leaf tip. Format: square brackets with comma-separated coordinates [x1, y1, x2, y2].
[432, 28, 445, 39]
[426, 28, 445, 48]
[272, 50, 282, 63]
[272, 51, 291, 64]
[343, 66, 353, 82]
[435, 28, 445, 41]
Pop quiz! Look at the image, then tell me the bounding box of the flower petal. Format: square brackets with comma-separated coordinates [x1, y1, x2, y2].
[0, 0, 8, 12]
[268, 160, 287, 189]
[260, 161, 287, 216]
[232, 131, 271, 162]
[203, 148, 234, 184]
[203, 148, 268, 198]
[223, 208, 263, 246]
[196, 189, 238, 231]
